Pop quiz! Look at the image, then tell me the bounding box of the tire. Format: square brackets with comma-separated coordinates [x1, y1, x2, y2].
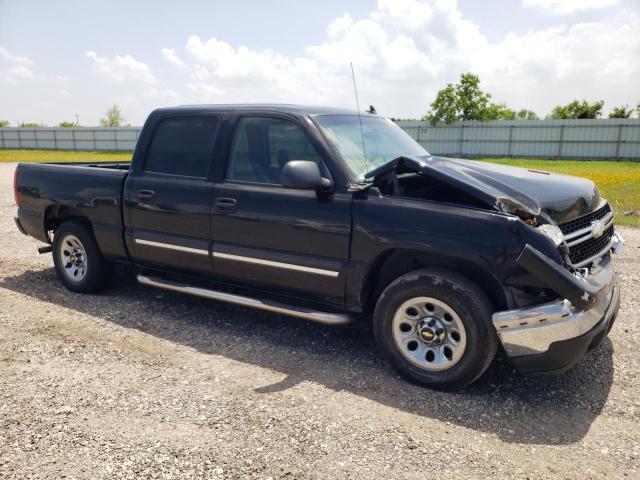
[52, 220, 112, 293]
[373, 268, 498, 390]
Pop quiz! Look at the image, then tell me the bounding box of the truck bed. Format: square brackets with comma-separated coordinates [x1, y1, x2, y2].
[15, 162, 130, 260]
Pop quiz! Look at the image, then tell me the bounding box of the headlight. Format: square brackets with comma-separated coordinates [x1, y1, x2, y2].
[537, 224, 564, 246]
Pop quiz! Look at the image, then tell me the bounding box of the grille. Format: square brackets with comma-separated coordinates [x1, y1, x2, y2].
[559, 202, 614, 266]
[558, 202, 611, 235]
[567, 225, 614, 265]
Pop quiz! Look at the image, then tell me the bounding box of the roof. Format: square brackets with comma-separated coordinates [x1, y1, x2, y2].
[164, 103, 377, 116]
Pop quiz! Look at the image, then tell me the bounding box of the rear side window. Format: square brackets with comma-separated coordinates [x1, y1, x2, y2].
[145, 116, 219, 177]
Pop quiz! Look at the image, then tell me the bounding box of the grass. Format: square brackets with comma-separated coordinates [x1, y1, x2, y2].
[0, 149, 132, 163]
[1, 150, 638, 226]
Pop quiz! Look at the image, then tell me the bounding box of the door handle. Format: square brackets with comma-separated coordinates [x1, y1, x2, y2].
[214, 197, 237, 213]
[137, 189, 155, 202]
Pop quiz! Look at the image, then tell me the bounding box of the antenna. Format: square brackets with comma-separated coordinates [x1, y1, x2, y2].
[350, 62, 368, 176]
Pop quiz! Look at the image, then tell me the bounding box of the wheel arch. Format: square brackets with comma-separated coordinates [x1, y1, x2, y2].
[362, 248, 509, 314]
[43, 204, 91, 241]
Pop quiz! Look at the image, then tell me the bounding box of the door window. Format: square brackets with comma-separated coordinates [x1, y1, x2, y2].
[145, 116, 219, 177]
[226, 117, 321, 184]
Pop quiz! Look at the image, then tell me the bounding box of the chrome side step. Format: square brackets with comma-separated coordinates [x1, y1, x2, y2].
[137, 274, 356, 326]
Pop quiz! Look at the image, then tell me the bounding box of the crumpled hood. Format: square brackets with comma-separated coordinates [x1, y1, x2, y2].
[365, 155, 601, 224]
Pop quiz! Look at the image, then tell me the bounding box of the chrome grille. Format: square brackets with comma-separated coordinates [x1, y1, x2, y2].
[559, 202, 615, 267]
[567, 225, 614, 265]
[558, 202, 611, 236]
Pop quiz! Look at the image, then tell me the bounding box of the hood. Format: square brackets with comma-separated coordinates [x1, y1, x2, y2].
[364, 156, 601, 224]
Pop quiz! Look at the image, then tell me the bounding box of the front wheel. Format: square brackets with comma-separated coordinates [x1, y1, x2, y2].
[373, 268, 498, 390]
[52, 220, 112, 293]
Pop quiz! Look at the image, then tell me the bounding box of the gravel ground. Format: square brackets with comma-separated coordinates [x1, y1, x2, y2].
[0, 162, 638, 479]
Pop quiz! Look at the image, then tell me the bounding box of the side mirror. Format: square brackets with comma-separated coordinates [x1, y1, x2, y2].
[281, 161, 333, 193]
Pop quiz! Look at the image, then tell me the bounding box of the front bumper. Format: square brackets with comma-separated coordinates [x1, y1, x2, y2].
[492, 234, 622, 374]
[509, 288, 618, 374]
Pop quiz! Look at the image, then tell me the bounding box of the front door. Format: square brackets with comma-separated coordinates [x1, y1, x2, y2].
[210, 114, 351, 305]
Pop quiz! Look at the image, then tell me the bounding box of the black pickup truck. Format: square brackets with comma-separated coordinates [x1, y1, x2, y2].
[14, 104, 623, 389]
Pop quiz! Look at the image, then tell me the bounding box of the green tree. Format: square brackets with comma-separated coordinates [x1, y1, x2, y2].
[426, 73, 520, 124]
[608, 105, 633, 118]
[99, 105, 125, 127]
[549, 100, 604, 119]
[636, 104, 640, 118]
[425, 84, 458, 124]
[455, 73, 491, 121]
[19, 122, 44, 128]
[58, 121, 76, 128]
[483, 103, 516, 120]
[0, 120, 10, 128]
[516, 109, 539, 120]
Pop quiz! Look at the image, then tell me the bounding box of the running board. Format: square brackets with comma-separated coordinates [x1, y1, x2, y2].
[137, 274, 356, 326]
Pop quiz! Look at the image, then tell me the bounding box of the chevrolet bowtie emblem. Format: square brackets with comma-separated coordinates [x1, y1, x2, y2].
[591, 219, 606, 238]
[420, 329, 435, 341]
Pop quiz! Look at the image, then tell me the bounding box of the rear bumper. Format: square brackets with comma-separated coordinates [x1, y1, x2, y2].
[15, 208, 49, 243]
[492, 235, 622, 374]
[14, 216, 27, 235]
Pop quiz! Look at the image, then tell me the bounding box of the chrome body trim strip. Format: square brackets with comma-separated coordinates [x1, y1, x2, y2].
[134, 238, 209, 256]
[137, 274, 354, 325]
[133, 238, 341, 277]
[212, 251, 340, 277]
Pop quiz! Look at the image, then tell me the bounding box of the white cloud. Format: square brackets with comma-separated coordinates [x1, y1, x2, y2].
[523, 0, 619, 15]
[136, 2, 637, 120]
[6, 0, 636, 125]
[7, 65, 34, 79]
[161, 48, 184, 66]
[374, 0, 434, 29]
[327, 14, 354, 38]
[0, 46, 33, 66]
[86, 50, 157, 84]
[0, 46, 36, 83]
[467, 14, 640, 113]
[308, 18, 390, 68]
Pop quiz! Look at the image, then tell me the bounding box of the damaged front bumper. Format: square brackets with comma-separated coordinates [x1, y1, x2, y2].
[492, 233, 623, 374]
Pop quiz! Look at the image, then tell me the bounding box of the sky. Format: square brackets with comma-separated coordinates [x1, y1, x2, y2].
[0, 0, 638, 126]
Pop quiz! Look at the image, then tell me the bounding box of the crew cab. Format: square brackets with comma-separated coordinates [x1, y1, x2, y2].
[13, 105, 623, 389]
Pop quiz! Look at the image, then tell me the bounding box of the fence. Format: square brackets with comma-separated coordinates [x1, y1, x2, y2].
[396, 119, 640, 160]
[0, 127, 140, 151]
[1, 119, 640, 160]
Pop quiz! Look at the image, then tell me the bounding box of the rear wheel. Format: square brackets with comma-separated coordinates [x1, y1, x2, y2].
[52, 220, 112, 293]
[373, 268, 498, 390]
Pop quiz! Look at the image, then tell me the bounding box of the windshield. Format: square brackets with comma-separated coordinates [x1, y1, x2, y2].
[314, 115, 429, 181]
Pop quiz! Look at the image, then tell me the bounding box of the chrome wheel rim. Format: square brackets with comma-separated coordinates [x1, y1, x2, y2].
[392, 296, 467, 371]
[59, 234, 87, 282]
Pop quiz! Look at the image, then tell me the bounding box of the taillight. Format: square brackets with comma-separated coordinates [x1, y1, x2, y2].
[13, 167, 19, 207]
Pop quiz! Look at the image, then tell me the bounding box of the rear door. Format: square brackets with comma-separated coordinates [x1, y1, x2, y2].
[209, 113, 351, 306]
[124, 114, 220, 275]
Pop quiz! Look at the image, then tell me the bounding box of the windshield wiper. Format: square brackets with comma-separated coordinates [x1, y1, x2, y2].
[364, 155, 428, 180]
[348, 180, 374, 193]
[349, 155, 430, 193]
